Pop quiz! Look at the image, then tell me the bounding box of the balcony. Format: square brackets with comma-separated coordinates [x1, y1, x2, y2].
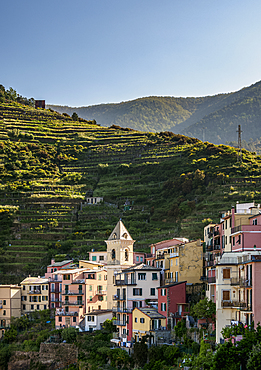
[230, 278, 252, 287]
[72, 279, 85, 284]
[112, 307, 132, 313]
[207, 276, 216, 284]
[62, 301, 83, 306]
[213, 244, 221, 251]
[169, 252, 179, 258]
[206, 245, 213, 252]
[56, 310, 79, 316]
[113, 295, 126, 301]
[213, 231, 220, 237]
[96, 290, 106, 295]
[51, 297, 62, 302]
[62, 290, 83, 295]
[113, 320, 127, 326]
[221, 300, 251, 310]
[50, 288, 60, 293]
[115, 279, 136, 286]
[29, 289, 41, 294]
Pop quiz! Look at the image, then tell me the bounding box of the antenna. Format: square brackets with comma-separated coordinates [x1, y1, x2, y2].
[237, 125, 242, 162]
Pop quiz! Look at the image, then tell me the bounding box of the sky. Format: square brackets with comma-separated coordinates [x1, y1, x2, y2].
[1, 0, 261, 107]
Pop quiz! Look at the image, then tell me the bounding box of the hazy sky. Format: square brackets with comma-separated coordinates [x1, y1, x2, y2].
[1, 1, 261, 106]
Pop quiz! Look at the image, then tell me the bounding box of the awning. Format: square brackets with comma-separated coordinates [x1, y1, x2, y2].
[110, 339, 120, 344]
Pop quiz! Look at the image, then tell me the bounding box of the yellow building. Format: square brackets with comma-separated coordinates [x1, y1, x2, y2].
[0, 285, 21, 337]
[132, 307, 169, 345]
[79, 260, 105, 269]
[20, 277, 49, 313]
[166, 239, 203, 284]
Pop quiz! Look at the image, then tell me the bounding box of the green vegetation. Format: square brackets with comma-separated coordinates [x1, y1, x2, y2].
[1, 89, 261, 284]
[49, 80, 261, 145]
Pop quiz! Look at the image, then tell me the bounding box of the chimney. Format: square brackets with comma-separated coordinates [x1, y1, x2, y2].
[51, 258, 55, 265]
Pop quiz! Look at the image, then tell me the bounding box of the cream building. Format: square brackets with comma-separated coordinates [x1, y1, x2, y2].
[105, 220, 135, 309]
[85, 269, 108, 312]
[0, 285, 21, 337]
[20, 277, 49, 313]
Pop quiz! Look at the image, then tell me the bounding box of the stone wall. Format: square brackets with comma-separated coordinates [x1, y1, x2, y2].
[8, 343, 78, 370]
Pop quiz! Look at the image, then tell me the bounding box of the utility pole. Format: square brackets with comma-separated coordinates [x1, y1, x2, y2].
[237, 125, 242, 162]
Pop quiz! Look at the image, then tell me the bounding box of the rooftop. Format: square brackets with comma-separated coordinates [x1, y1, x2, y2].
[135, 307, 166, 319]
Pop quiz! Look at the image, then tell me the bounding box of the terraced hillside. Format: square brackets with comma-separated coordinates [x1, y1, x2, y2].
[1, 100, 261, 283]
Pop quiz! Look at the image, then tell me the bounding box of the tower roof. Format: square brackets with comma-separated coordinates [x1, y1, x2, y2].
[107, 220, 133, 241]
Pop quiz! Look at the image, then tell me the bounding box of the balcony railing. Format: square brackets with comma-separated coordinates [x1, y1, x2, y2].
[50, 288, 60, 293]
[113, 295, 126, 301]
[208, 276, 216, 284]
[231, 225, 242, 234]
[29, 289, 41, 294]
[230, 278, 252, 287]
[213, 244, 221, 250]
[72, 279, 85, 284]
[51, 297, 62, 302]
[56, 310, 79, 316]
[96, 290, 106, 295]
[112, 307, 132, 313]
[221, 300, 252, 310]
[62, 290, 83, 295]
[115, 279, 136, 286]
[113, 320, 127, 326]
[169, 252, 179, 258]
[62, 301, 83, 306]
[213, 231, 220, 236]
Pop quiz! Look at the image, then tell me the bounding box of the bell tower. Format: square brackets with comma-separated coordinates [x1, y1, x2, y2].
[105, 219, 134, 266]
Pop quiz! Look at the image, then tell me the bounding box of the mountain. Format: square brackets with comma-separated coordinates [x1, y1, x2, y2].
[1, 86, 261, 284]
[48, 80, 261, 144]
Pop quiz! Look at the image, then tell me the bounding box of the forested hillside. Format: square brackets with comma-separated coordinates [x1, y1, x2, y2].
[1, 87, 261, 284]
[48, 80, 261, 144]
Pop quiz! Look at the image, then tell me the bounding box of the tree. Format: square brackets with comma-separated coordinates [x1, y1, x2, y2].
[191, 298, 216, 326]
[61, 327, 78, 343]
[72, 112, 78, 121]
[133, 336, 148, 367]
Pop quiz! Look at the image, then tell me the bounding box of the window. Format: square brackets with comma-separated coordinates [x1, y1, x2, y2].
[133, 288, 142, 296]
[100, 256, 104, 261]
[104, 275, 107, 280]
[51, 268, 53, 273]
[23, 304, 26, 310]
[123, 328, 126, 334]
[175, 272, 178, 282]
[90, 296, 92, 302]
[161, 288, 166, 296]
[89, 285, 92, 291]
[152, 273, 158, 280]
[161, 303, 166, 311]
[88, 316, 92, 321]
[3, 300, 6, 305]
[3, 310, 6, 316]
[59, 317, 62, 322]
[233, 237, 235, 246]
[136, 256, 139, 262]
[92, 256, 97, 261]
[151, 288, 155, 296]
[176, 259, 178, 266]
[140, 318, 145, 323]
[140, 257, 143, 262]
[138, 273, 146, 280]
[44, 305, 46, 310]
[125, 249, 128, 261]
[238, 235, 241, 244]
[37, 305, 40, 310]
[23, 286, 25, 290]
[135, 318, 137, 323]
[98, 275, 101, 281]
[31, 305, 34, 310]
[73, 317, 76, 322]
[222, 290, 230, 301]
[112, 249, 116, 259]
[223, 269, 230, 279]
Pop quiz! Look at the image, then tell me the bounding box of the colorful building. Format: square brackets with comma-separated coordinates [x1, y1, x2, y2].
[0, 285, 21, 337]
[20, 277, 49, 313]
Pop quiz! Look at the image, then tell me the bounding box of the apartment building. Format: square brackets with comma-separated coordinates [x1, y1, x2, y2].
[132, 307, 170, 346]
[0, 285, 21, 337]
[20, 277, 49, 313]
[85, 269, 108, 312]
[45, 259, 72, 309]
[215, 251, 261, 343]
[157, 281, 187, 328]
[167, 239, 203, 284]
[113, 264, 161, 343]
[205, 202, 261, 304]
[55, 267, 87, 329]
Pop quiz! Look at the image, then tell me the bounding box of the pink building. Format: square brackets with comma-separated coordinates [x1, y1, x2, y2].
[55, 268, 87, 329]
[133, 252, 146, 265]
[45, 259, 72, 309]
